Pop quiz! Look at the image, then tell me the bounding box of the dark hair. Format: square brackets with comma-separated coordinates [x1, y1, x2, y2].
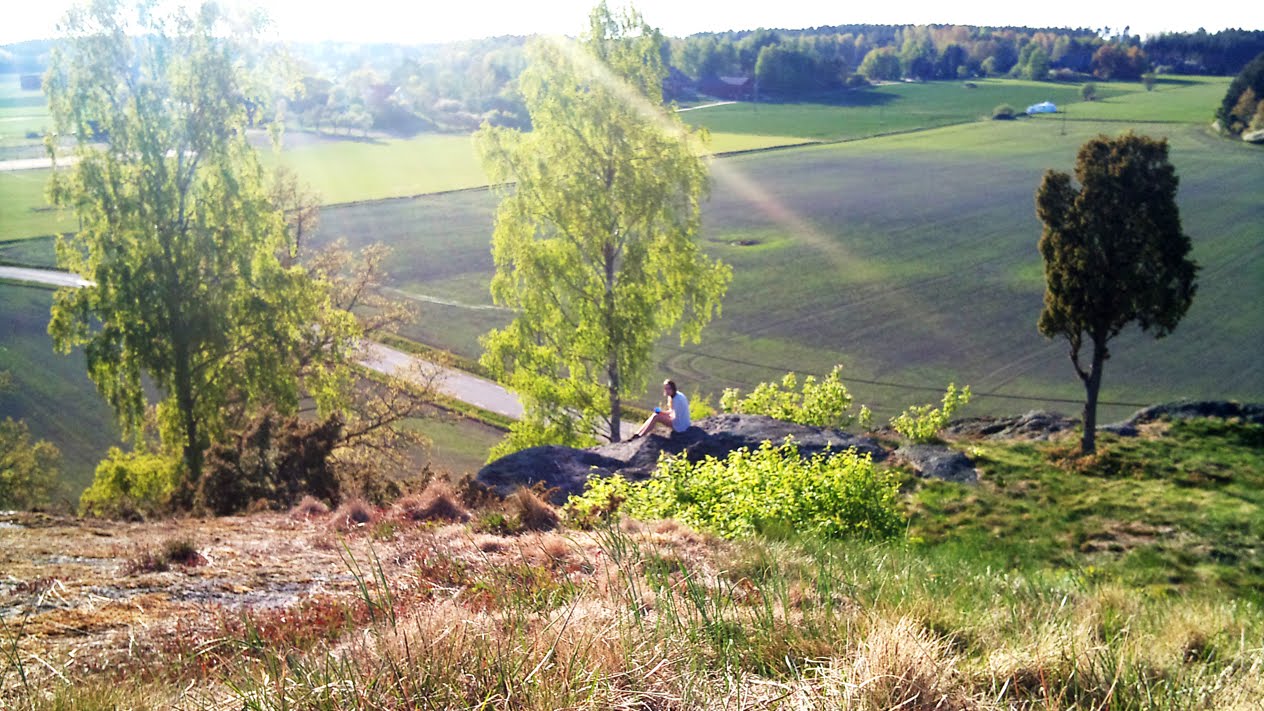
[663, 379, 677, 396]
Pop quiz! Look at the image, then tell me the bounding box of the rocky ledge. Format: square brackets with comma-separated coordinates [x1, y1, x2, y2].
[478, 402, 1262, 503]
[477, 414, 886, 503]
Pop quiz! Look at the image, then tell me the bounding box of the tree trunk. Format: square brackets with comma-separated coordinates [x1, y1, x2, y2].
[603, 237, 621, 442]
[1080, 339, 1107, 455]
[608, 356, 621, 443]
[172, 337, 202, 480]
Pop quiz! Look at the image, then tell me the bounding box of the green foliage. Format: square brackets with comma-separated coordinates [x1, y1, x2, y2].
[568, 439, 903, 540]
[686, 390, 716, 420]
[45, 0, 343, 481]
[1021, 47, 1051, 81]
[78, 448, 181, 518]
[197, 412, 343, 516]
[857, 47, 901, 81]
[719, 366, 871, 430]
[485, 418, 597, 464]
[1217, 52, 1264, 133]
[889, 383, 972, 441]
[754, 44, 820, 94]
[1080, 81, 1099, 101]
[0, 416, 62, 509]
[1036, 132, 1197, 453]
[476, 3, 730, 449]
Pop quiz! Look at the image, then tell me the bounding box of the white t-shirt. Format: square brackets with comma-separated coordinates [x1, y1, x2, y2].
[670, 391, 691, 432]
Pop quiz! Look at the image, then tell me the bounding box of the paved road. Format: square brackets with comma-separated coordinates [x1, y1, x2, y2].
[0, 265, 638, 439]
[0, 157, 63, 172]
[0, 266, 93, 288]
[358, 340, 523, 421]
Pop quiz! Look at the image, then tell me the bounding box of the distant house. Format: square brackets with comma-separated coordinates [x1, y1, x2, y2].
[698, 75, 754, 101]
[1026, 101, 1058, 114]
[663, 66, 693, 101]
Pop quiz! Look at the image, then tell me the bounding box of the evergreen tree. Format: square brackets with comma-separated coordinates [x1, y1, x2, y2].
[1035, 134, 1197, 454]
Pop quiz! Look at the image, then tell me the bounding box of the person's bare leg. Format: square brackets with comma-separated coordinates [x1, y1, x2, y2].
[635, 412, 673, 438]
[635, 414, 656, 438]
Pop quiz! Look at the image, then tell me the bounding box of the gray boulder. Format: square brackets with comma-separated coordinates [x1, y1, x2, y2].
[943, 410, 1078, 440]
[1121, 401, 1264, 427]
[477, 413, 888, 503]
[897, 444, 978, 484]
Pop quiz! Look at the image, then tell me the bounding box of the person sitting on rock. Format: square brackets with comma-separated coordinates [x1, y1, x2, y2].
[633, 379, 690, 438]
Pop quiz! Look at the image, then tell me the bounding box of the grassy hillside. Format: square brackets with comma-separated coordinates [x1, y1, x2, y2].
[8, 418, 1261, 708]
[0, 283, 118, 494]
[311, 117, 1263, 420]
[0, 280, 504, 497]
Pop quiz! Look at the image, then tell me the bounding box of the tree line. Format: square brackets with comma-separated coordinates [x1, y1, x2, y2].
[672, 26, 1264, 95]
[6, 25, 1262, 137]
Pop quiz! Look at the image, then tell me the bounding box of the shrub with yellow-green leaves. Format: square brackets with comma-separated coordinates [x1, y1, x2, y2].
[568, 438, 902, 540]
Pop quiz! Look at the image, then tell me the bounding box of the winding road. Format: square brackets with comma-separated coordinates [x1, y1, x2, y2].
[1, 265, 639, 439]
[0, 265, 531, 422]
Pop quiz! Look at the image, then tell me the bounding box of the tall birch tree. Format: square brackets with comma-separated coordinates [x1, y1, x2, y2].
[476, 3, 730, 451]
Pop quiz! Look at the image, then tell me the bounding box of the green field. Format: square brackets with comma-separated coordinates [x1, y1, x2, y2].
[682, 78, 1090, 141]
[1052, 75, 1228, 123]
[0, 74, 50, 147]
[0, 283, 119, 495]
[312, 116, 1263, 421]
[0, 78, 1231, 243]
[0, 169, 73, 242]
[3, 77, 1260, 488]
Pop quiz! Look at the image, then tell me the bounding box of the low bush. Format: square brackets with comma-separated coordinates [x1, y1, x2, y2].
[79, 448, 181, 519]
[719, 365, 871, 429]
[0, 417, 62, 510]
[889, 383, 972, 442]
[198, 412, 342, 516]
[568, 439, 903, 540]
[124, 537, 204, 574]
[992, 104, 1016, 120]
[290, 495, 331, 519]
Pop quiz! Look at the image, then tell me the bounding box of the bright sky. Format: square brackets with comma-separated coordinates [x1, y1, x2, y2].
[2, 0, 1255, 46]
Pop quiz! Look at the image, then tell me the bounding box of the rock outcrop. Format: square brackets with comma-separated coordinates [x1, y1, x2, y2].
[1121, 401, 1264, 427]
[477, 402, 1263, 503]
[896, 444, 978, 484]
[942, 411, 1079, 440]
[477, 414, 887, 503]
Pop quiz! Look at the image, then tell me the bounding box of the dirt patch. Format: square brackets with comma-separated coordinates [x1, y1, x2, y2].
[0, 512, 371, 683]
[1078, 520, 1177, 555]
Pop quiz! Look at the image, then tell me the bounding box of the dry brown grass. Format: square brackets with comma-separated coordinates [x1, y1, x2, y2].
[5, 508, 1261, 709]
[289, 494, 331, 519]
[843, 616, 979, 710]
[331, 497, 377, 530]
[396, 480, 471, 524]
[507, 487, 559, 532]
